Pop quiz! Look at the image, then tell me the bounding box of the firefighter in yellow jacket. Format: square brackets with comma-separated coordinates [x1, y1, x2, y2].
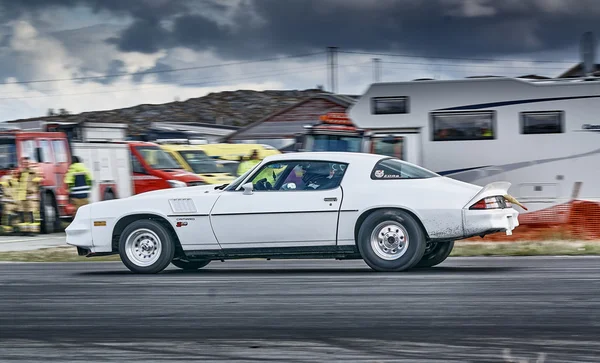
[0, 167, 21, 234]
[64, 156, 93, 212]
[17, 157, 43, 234]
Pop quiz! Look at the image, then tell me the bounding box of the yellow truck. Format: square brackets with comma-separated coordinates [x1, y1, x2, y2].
[197, 143, 281, 161]
[159, 144, 235, 184]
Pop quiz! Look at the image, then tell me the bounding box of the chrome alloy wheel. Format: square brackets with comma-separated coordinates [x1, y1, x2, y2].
[125, 228, 163, 267]
[370, 221, 409, 261]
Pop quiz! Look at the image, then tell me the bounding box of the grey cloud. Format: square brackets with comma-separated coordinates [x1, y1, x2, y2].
[95, 0, 600, 61]
[2, 0, 600, 69]
[107, 19, 171, 54]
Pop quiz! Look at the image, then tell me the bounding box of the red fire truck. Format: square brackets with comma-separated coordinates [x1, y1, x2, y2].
[0, 121, 205, 234]
[0, 124, 71, 234]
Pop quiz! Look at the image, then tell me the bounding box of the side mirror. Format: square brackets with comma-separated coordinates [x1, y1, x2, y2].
[35, 147, 43, 163]
[283, 182, 297, 190]
[242, 182, 254, 195]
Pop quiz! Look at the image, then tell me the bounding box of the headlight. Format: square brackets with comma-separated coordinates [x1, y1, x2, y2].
[167, 180, 187, 188]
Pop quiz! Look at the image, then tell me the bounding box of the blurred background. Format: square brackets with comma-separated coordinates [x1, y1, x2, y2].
[0, 0, 599, 241]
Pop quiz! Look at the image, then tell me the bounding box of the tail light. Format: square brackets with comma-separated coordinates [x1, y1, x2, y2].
[469, 196, 512, 210]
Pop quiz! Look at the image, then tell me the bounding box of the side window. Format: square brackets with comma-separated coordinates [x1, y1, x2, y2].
[52, 139, 68, 163]
[247, 160, 347, 191]
[39, 139, 54, 163]
[131, 154, 145, 174]
[371, 97, 409, 114]
[371, 158, 439, 180]
[431, 111, 495, 141]
[521, 111, 563, 134]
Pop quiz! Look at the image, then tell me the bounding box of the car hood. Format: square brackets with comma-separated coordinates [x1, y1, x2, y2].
[129, 184, 222, 199]
[153, 168, 204, 182]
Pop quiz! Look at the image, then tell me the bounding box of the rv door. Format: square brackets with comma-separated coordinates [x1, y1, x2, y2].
[370, 133, 422, 165]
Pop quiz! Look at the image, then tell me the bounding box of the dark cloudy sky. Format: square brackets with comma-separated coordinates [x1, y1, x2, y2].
[0, 0, 596, 120]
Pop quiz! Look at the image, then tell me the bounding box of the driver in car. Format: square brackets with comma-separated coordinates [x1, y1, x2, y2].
[302, 163, 339, 190]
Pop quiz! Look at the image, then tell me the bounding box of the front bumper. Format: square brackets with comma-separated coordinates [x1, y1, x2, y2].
[463, 208, 520, 237]
[65, 204, 93, 248]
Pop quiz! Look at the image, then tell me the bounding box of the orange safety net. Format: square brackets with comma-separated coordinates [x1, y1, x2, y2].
[464, 200, 600, 241]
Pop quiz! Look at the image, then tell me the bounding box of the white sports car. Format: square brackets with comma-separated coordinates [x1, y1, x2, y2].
[66, 152, 521, 274]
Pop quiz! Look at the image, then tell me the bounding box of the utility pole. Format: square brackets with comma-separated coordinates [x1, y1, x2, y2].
[372, 58, 381, 82]
[581, 31, 596, 77]
[327, 46, 338, 93]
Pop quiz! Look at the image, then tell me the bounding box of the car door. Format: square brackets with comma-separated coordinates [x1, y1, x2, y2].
[209, 159, 347, 249]
[131, 153, 160, 194]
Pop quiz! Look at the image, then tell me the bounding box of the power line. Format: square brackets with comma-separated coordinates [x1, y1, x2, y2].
[0, 51, 325, 86]
[0, 62, 364, 101]
[0, 62, 331, 97]
[338, 50, 577, 65]
[380, 60, 569, 70]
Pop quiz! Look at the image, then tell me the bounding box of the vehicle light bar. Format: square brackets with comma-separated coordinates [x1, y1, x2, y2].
[319, 112, 354, 125]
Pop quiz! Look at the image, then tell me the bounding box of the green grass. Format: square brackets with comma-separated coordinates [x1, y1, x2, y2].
[451, 241, 600, 257]
[2, 241, 600, 262]
[0, 246, 120, 262]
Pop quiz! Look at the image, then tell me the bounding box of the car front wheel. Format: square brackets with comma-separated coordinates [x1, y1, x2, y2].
[119, 220, 175, 274]
[414, 241, 454, 268]
[171, 259, 210, 270]
[357, 209, 426, 272]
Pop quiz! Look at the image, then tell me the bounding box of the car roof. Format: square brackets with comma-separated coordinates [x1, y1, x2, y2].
[262, 152, 387, 164]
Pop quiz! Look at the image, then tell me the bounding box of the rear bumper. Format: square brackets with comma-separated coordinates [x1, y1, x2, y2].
[463, 208, 520, 238]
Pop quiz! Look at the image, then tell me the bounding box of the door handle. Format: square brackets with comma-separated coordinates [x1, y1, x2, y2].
[324, 197, 337, 202]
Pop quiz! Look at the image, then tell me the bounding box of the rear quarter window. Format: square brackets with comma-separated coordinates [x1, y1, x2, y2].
[370, 158, 439, 180]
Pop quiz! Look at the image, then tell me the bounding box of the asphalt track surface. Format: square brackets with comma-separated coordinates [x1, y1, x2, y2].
[1, 257, 600, 362]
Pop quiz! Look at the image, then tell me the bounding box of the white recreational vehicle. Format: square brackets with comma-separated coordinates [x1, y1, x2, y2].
[304, 76, 600, 221]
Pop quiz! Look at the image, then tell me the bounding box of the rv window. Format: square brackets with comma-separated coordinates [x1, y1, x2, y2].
[521, 111, 563, 134]
[431, 111, 495, 141]
[371, 97, 409, 114]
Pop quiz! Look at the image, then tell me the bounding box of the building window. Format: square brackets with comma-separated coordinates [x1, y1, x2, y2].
[371, 97, 409, 114]
[431, 111, 495, 141]
[521, 111, 563, 134]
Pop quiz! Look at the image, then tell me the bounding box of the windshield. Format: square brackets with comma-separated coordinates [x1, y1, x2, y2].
[0, 140, 17, 170]
[223, 162, 261, 191]
[135, 146, 181, 170]
[307, 134, 362, 152]
[372, 137, 404, 159]
[179, 150, 222, 174]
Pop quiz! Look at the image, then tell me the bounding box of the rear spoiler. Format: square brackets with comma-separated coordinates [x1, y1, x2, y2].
[464, 182, 512, 209]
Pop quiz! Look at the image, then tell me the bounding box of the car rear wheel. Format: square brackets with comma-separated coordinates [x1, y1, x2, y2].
[118, 220, 174, 274]
[414, 241, 454, 268]
[357, 209, 426, 272]
[171, 259, 210, 270]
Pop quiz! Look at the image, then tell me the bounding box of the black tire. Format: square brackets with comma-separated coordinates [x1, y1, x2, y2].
[357, 209, 427, 272]
[40, 192, 58, 234]
[171, 259, 210, 270]
[414, 241, 454, 268]
[118, 219, 175, 274]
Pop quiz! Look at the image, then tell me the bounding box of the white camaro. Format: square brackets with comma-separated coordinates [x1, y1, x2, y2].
[66, 152, 521, 274]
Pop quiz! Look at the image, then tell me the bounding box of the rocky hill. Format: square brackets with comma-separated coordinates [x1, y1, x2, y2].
[7, 89, 330, 135]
